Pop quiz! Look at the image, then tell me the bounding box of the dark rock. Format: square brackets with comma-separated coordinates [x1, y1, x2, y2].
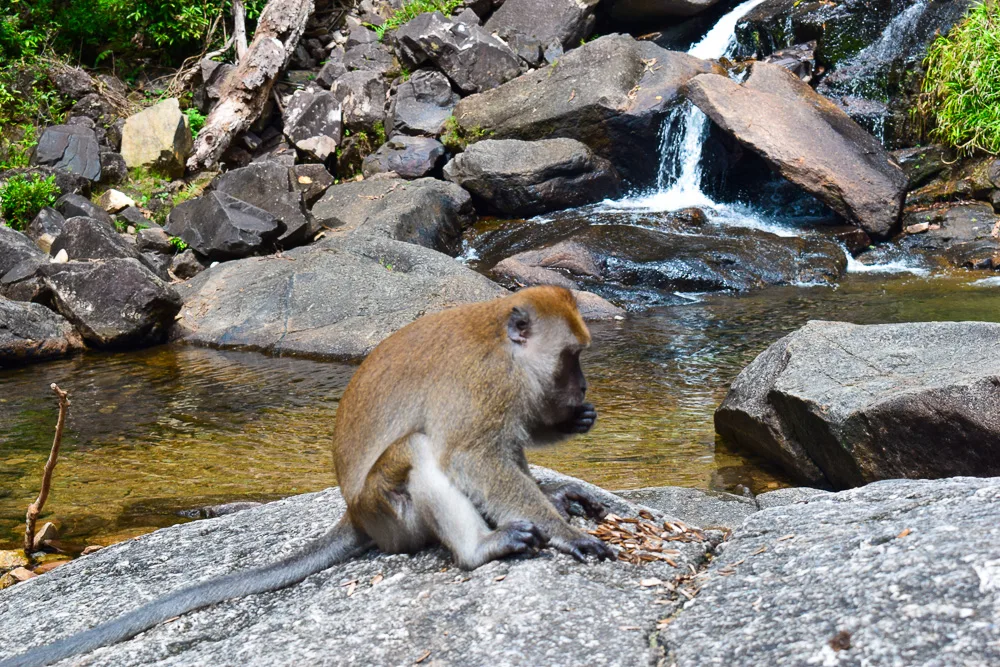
[684, 62, 907, 239]
[316, 46, 348, 88]
[887, 203, 1000, 270]
[212, 162, 312, 246]
[26, 208, 66, 253]
[30, 124, 102, 182]
[496, 28, 544, 68]
[454, 35, 720, 185]
[542, 39, 564, 65]
[0, 226, 46, 280]
[443, 138, 621, 216]
[492, 257, 578, 290]
[362, 136, 446, 179]
[290, 44, 317, 70]
[891, 145, 955, 190]
[484, 0, 599, 49]
[665, 477, 1000, 665]
[55, 193, 114, 227]
[762, 41, 816, 81]
[608, 0, 721, 21]
[330, 70, 388, 131]
[176, 501, 263, 520]
[283, 89, 343, 161]
[116, 206, 149, 229]
[0, 298, 84, 366]
[904, 157, 994, 208]
[0, 469, 716, 666]
[66, 116, 95, 129]
[50, 217, 146, 266]
[137, 228, 174, 254]
[170, 249, 207, 280]
[71, 93, 114, 123]
[48, 66, 96, 99]
[106, 118, 127, 152]
[165, 191, 283, 262]
[388, 69, 459, 136]
[347, 21, 379, 48]
[716, 320, 1000, 488]
[174, 234, 506, 360]
[196, 60, 234, 113]
[289, 164, 335, 205]
[395, 12, 522, 94]
[39, 259, 181, 348]
[311, 177, 474, 255]
[141, 251, 172, 280]
[99, 150, 128, 185]
[343, 41, 397, 75]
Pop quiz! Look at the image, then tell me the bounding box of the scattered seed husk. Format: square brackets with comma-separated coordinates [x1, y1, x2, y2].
[589, 513, 706, 566]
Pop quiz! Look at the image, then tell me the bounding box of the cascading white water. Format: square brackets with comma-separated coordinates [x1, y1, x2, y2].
[619, 0, 771, 214]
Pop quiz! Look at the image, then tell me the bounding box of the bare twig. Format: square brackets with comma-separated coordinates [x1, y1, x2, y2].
[233, 0, 249, 62]
[24, 384, 70, 555]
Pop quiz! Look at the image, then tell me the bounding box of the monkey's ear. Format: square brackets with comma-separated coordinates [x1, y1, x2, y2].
[507, 307, 531, 344]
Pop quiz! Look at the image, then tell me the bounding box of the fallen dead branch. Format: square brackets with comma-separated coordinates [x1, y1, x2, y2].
[24, 384, 70, 555]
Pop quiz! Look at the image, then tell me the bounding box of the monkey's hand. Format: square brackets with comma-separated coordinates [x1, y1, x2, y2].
[550, 530, 616, 563]
[540, 481, 609, 521]
[555, 403, 597, 435]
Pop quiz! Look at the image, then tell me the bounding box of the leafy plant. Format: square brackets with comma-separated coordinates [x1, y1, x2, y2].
[0, 124, 38, 170]
[0, 173, 59, 231]
[917, 2, 1000, 155]
[440, 115, 491, 152]
[184, 107, 207, 138]
[366, 0, 463, 41]
[169, 236, 189, 251]
[372, 121, 387, 147]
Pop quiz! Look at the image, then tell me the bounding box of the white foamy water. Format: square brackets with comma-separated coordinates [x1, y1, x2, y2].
[845, 252, 930, 276]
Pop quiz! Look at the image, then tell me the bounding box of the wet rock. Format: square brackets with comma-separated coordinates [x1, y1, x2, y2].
[684, 62, 907, 238]
[212, 162, 312, 247]
[443, 138, 621, 216]
[506, 240, 603, 278]
[289, 164, 335, 205]
[362, 136, 446, 179]
[38, 259, 181, 348]
[895, 203, 1000, 270]
[95, 189, 136, 213]
[904, 156, 994, 208]
[0, 226, 46, 280]
[716, 320, 1000, 488]
[137, 228, 174, 254]
[485, 0, 599, 48]
[50, 217, 146, 265]
[27, 208, 66, 253]
[388, 69, 460, 136]
[0, 469, 718, 666]
[762, 41, 816, 81]
[664, 477, 1000, 665]
[0, 298, 84, 365]
[99, 150, 128, 185]
[30, 124, 102, 182]
[890, 145, 954, 190]
[120, 98, 193, 178]
[170, 249, 207, 280]
[283, 89, 343, 161]
[570, 290, 626, 321]
[608, 0, 721, 21]
[55, 193, 114, 227]
[454, 35, 720, 184]
[165, 191, 283, 262]
[492, 257, 578, 290]
[177, 502, 263, 520]
[311, 177, 473, 255]
[48, 66, 96, 99]
[174, 234, 506, 360]
[330, 70, 387, 132]
[395, 12, 522, 94]
[32, 522, 60, 550]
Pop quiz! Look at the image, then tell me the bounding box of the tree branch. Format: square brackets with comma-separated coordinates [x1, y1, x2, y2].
[24, 384, 70, 555]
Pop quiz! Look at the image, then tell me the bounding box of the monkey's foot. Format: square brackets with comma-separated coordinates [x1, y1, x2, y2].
[540, 481, 609, 521]
[478, 521, 547, 564]
[550, 532, 616, 563]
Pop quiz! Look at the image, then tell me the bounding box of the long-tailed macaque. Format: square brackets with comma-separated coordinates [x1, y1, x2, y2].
[2, 286, 612, 667]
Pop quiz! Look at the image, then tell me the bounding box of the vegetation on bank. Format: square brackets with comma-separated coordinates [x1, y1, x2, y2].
[367, 0, 462, 41]
[918, 1, 1000, 155]
[0, 173, 60, 230]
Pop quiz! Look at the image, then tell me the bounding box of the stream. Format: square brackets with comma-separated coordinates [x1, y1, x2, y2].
[2, 0, 994, 551]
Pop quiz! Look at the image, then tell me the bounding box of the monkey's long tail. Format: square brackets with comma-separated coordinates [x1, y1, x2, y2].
[0, 517, 371, 667]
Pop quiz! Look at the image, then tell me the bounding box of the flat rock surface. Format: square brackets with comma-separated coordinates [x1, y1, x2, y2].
[0, 470, 714, 667]
[663, 477, 1000, 666]
[173, 234, 506, 360]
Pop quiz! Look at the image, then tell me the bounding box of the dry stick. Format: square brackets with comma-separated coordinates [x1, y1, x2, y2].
[233, 0, 249, 62]
[24, 384, 70, 555]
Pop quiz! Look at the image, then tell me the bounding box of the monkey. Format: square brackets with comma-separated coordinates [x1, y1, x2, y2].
[1, 285, 613, 667]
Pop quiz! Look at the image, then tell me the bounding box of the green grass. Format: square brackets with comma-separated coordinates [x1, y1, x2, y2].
[0, 173, 59, 231]
[184, 107, 206, 138]
[366, 0, 463, 41]
[917, 1, 1000, 155]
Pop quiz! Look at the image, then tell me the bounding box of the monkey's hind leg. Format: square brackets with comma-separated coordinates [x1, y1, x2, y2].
[381, 434, 546, 570]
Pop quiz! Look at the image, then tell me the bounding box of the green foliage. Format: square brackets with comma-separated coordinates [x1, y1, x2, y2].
[169, 235, 189, 251]
[184, 107, 207, 138]
[440, 115, 491, 152]
[917, 1, 1000, 155]
[372, 121, 387, 147]
[367, 0, 463, 41]
[0, 173, 59, 231]
[0, 125, 38, 170]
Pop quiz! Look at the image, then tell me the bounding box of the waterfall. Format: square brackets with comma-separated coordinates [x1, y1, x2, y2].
[619, 0, 771, 214]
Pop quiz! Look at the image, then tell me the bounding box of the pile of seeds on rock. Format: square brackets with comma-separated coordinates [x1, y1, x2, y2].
[589, 510, 708, 566]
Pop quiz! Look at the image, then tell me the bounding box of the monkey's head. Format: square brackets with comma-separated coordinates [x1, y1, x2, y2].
[505, 286, 592, 422]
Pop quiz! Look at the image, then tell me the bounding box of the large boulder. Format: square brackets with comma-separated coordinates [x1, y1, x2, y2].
[330, 70, 387, 132]
[443, 138, 621, 216]
[683, 62, 907, 238]
[0, 226, 46, 280]
[26, 208, 66, 253]
[607, 0, 721, 21]
[50, 216, 144, 264]
[453, 35, 720, 184]
[715, 320, 1000, 488]
[388, 69, 460, 136]
[173, 234, 506, 360]
[484, 0, 599, 48]
[0, 298, 84, 365]
[165, 191, 283, 261]
[310, 177, 474, 255]
[664, 477, 1000, 666]
[282, 89, 343, 161]
[120, 98, 193, 178]
[54, 192, 114, 227]
[362, 136, 446, 179]
[38, 259, 181, 349]
[395, 12, 522, 94]
[212, 162, 312, 246]
[30, 124, 102, 182]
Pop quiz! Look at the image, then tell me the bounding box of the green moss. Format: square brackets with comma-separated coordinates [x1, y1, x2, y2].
[440, 115, 492, 152]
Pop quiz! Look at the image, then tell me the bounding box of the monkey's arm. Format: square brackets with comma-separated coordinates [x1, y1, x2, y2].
[0, 517, 371, 667]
